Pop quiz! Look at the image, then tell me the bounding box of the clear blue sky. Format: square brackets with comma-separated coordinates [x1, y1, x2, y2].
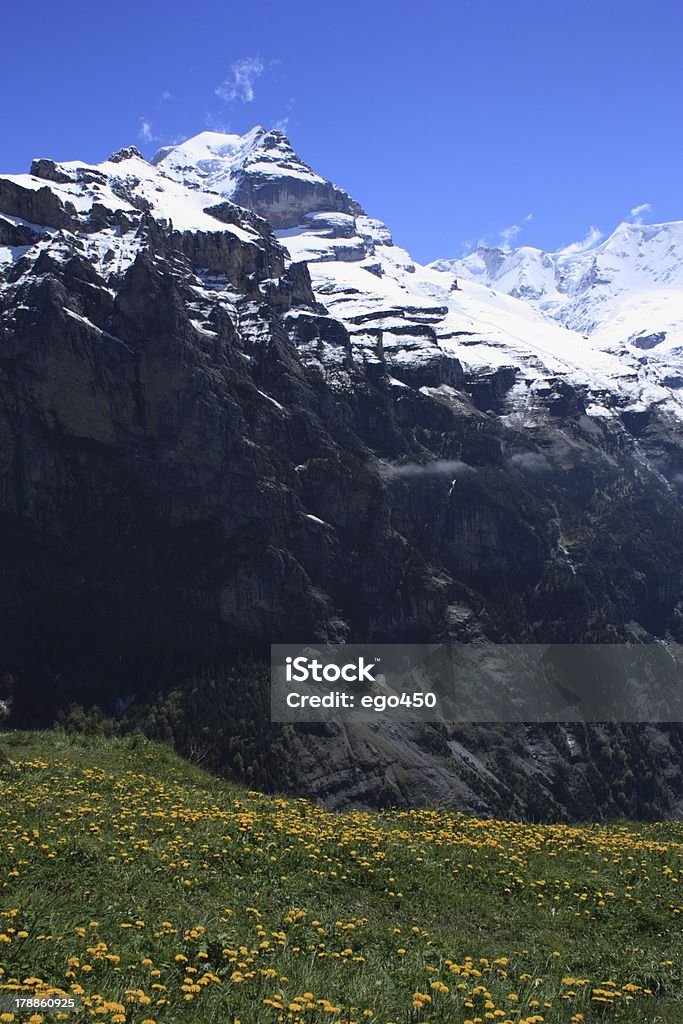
[4, 0, 681, 262]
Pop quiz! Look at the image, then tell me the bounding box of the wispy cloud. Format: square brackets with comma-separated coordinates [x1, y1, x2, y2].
[463, 213, 534, 255]
[629, 202, 652, 225]
[216, 57, 264, 104]
[272, 96, 295, 136]
[499, 213, 533, 250]
[160, 90, 174, 102]
[137, 119, 157, 143]
[508, 451, 551, 473]
[379, 459, 475, 480]
[558, 225, 603, 256]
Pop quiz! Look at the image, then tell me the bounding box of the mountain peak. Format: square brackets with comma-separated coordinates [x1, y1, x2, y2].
[153, 126, 362, 229]
[109, 145, 146, 164]
[151, 126, 266, 185]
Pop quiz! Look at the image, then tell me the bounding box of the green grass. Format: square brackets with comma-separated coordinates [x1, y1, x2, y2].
[0, 730, 681, 1024]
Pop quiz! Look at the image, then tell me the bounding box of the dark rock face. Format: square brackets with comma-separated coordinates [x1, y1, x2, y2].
[170, 226, 285, 286]
[263, 261, 320, 313]
[632, 330, 666, 350]
[30, 159, 75, 184]
[228, 129, 364, 229]
[233, 174, 363, 230]
[0, 178, 77, 229]
[0, 216, 42, 246]
[109, 146, 145, 163]
[2, 149, 683, 819]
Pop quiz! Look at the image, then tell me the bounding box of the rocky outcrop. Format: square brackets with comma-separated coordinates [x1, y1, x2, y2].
[234, 173, 362, 230]
[260, 261, 321, 313]
[30, 158, 75, 184]
[0, 178, 77, 230]
[231, 130, 364, 229]
[170, 226, 285, 287]
[0, 216, 43, 246]
[203, 199, 274, 240]
[109, 146, 145, 163]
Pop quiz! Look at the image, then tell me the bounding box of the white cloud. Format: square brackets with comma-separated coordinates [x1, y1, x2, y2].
[216, 57, 264, 104]
[499, 224, 522, 248]
[160, 90, 174, 102]
[273, 116, 290, 133]
[629, 202, 652, 224]
[465, 213, 534, 253]
[558, 225, 603, 256]
[498, 212, 533, 250]
[379, 459, 475, 479]
[138, 120, 155, 143]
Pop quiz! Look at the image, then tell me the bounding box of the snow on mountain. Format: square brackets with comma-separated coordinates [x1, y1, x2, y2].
[4, 127, 682, 425]
[151, 130, 683, 421]
[154, 128, 361, 229]
[429, 222, 683, 387]
[0, 144, 271, 290]
[152, 127, 325, 195]
[0, 143, 299, 409]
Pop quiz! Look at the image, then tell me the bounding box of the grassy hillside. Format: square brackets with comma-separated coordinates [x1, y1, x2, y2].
[0, 732, 680, 1024]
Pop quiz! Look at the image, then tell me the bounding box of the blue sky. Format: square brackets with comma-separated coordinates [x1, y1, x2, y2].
[4, 0, 681, 262]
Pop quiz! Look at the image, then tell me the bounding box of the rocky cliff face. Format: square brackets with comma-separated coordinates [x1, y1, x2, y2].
[1, 135, 683, 819]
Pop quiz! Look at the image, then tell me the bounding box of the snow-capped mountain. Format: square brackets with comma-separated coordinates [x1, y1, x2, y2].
[154, 128, 361, 228]
[429, 223, 683, 387]
[0, 143, 285, 283]
[3, 124, 683, 426]
[153, 128, 683, 423]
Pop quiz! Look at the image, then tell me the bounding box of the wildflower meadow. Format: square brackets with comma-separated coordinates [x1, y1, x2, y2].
[0, 732, 680, 1023]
